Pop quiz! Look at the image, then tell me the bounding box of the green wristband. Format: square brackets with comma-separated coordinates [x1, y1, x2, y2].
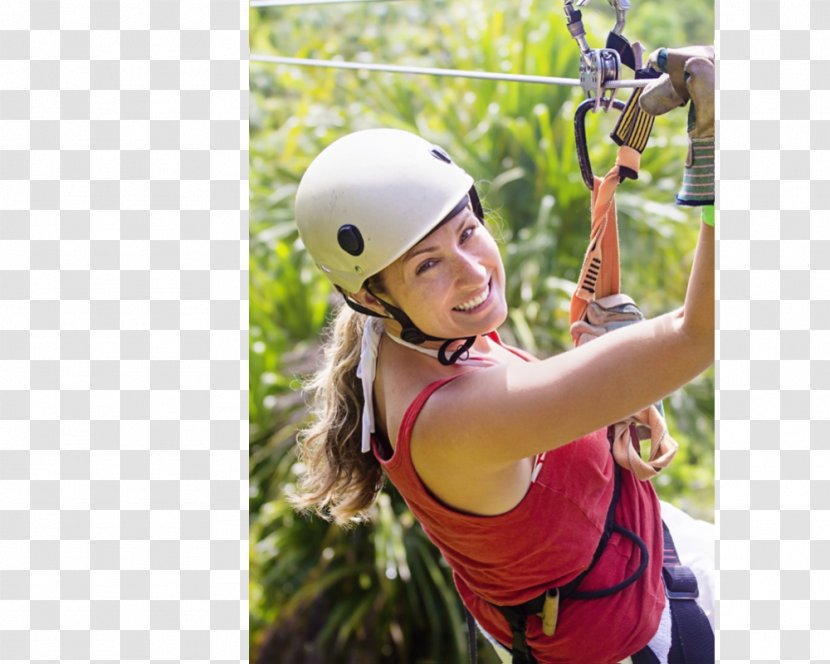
[701, 205, 714, 228]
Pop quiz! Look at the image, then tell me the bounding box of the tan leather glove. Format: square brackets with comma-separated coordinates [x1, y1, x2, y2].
[639, 46, 715, 206]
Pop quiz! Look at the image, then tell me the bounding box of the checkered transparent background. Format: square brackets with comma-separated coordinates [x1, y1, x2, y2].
[0, 1, 247, 661]
[717, 0, 830, 661]
[0, 0, 825, 660]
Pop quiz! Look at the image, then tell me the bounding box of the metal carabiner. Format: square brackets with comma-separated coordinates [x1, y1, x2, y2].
[575, 0, 630, 36]
[564, 0, 624, 110]
[574, 96, 627, 190]
[608, 0, 630, 36]
[563, 0, 592, 57]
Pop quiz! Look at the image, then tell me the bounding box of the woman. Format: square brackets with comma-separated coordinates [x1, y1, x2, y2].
[290, 46, 715, 664]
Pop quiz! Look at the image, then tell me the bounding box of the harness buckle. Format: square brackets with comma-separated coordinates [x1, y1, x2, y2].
[662, 565, 699, 600]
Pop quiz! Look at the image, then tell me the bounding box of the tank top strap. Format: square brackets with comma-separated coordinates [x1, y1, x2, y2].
[374, 375, 462, 470]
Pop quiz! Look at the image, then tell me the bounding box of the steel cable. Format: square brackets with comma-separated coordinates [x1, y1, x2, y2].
[251, 55, 651, 89]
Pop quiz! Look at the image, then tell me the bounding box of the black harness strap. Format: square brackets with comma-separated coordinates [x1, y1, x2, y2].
[466, 432, 712, 664]
[491, 451, 651, 664]
[563, 461, 624, 597]
[663, 522, 714, 664]
[466, 606, 478, 664]
[507, 611, 535, 664]
[628, 521, 715, 664]
[631, 645, 661, 664]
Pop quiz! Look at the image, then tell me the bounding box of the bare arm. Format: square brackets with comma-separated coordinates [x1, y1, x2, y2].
[416, 222, 713, 468]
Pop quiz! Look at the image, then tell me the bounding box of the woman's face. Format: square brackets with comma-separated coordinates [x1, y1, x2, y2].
[375, 206, 508, 341]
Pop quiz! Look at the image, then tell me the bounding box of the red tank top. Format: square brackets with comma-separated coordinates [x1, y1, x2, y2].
[373, 370, 665, 663]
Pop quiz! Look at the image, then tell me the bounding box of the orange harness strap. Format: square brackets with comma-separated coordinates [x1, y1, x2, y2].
[569, 145, 640, 325]
[568, 145, 678, 481]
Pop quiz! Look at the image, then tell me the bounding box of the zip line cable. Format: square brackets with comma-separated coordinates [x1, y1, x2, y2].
[250, 55, 651, 89]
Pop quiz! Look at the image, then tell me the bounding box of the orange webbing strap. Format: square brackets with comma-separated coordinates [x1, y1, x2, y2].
[612, 406, 678, 481]
[568, 144, 680, 480]
[569, 145, 641, 326]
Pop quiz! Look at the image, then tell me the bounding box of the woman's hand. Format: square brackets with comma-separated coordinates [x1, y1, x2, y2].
[640, 45, 715, 207]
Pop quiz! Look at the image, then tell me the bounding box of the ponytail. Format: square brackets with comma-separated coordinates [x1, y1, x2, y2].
[290, 301, 384, 527]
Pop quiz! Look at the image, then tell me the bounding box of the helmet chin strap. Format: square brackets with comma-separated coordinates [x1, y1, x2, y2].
[340, 286, 477, 366]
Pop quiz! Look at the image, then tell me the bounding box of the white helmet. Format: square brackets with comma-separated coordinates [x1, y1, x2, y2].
[295, 128, 477, 293]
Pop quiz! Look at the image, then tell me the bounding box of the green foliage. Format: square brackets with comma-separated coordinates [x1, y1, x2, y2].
[250, 1, 713, 661]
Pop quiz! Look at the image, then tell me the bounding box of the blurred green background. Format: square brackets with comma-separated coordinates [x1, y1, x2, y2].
[250, 1, 714, 661]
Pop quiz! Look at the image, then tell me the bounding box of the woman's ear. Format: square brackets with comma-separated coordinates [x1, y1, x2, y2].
[349, 288, 387, 317]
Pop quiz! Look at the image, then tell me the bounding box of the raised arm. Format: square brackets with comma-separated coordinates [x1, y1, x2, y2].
[417, 47, 715, 468]
[419, 220, 712, 466]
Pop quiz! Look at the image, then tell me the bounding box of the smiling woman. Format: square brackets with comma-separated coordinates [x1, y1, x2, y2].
[356, 207, 508, 341]
[288, 77, 715, 660]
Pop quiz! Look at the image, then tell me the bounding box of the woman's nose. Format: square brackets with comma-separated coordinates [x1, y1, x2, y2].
[451, 249, 487, 283]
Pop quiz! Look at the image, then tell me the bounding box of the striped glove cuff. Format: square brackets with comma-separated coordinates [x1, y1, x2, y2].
[676, 136, 714, 207]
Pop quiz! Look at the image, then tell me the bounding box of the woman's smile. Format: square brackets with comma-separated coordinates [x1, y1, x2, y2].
[452, 279, 492, 313]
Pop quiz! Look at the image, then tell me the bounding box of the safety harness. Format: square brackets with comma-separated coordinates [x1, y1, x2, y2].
[463, 43, 713, 664]
[488, 456, 648, 664]
[464, 438, 712, 663]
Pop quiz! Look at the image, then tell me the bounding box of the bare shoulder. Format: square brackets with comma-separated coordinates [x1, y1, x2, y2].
[412, 363, 517, 465]
[397, 337, 537, 469]
[409, 363, 536, 514]
[375, 337, 547, 514]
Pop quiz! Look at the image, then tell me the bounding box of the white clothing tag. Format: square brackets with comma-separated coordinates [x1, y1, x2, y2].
[356, 319, 383, 453]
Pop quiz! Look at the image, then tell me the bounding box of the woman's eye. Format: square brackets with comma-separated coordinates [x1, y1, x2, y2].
[416, 259, 437, 275]
[460, 225, 476, 243]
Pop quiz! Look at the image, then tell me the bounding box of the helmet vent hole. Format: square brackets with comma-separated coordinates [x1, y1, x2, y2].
[337, 224, 365, 256]
[430, 146, 452, 164]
